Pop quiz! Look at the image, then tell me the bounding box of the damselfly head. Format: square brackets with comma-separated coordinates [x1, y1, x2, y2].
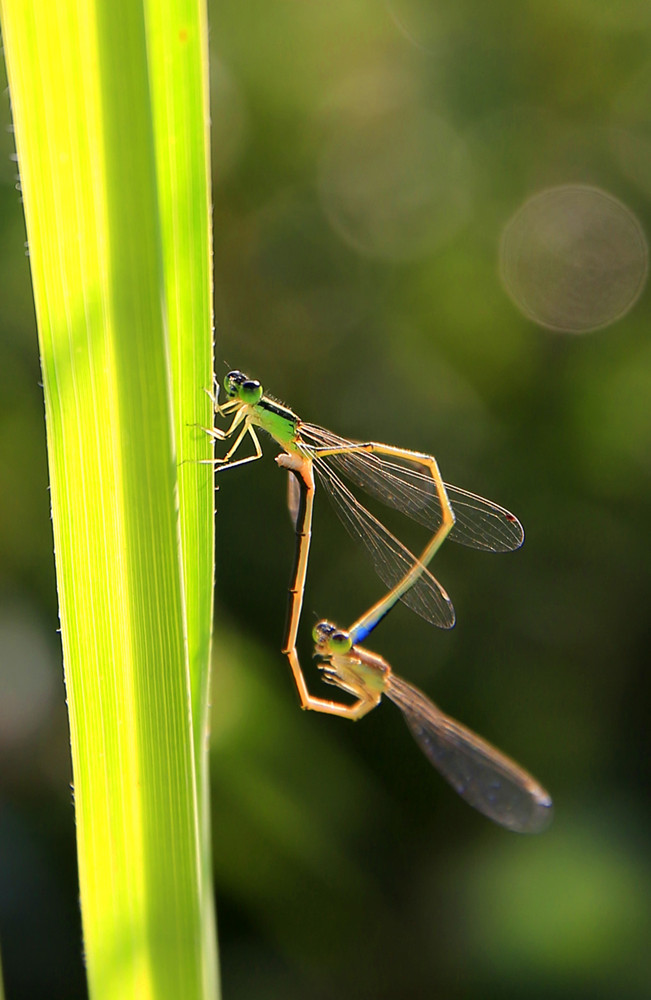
[223, 370, 246, 394]
[312, 621, 353, 655]
[223, 370, 263, 405]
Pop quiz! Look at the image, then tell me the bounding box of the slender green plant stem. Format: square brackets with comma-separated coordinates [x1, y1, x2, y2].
[144, 1, 217, 992]
[0, 2, 216, 998]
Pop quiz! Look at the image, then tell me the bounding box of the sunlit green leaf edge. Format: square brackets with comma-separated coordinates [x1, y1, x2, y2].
[145, 0, 217, 992]
[0, 2, 216, 998]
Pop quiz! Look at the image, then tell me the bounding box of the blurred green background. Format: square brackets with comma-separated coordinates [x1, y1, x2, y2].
[2, 1, 651, 997]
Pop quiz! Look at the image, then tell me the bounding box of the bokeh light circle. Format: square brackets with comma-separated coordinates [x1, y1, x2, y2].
[318, 110, 471, 260]
[500, 185, 648, 333]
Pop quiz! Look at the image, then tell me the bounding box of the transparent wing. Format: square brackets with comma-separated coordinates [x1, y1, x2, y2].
[300, 423, 524, 553]
[286, 468, 302, 528]
[386, 673, 552, 833]
[313, 456, 455, 630]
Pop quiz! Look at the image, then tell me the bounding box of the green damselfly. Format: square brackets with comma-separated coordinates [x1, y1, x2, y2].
[211, 370, 523, 713]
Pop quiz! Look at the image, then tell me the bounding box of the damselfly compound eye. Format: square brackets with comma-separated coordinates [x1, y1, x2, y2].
[240, 380, 263, 405]
[329, 631, 352, 654]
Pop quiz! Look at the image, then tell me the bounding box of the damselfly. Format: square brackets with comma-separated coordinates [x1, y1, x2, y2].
[312, 621, 552, 833]
[210, 371, 523, 712]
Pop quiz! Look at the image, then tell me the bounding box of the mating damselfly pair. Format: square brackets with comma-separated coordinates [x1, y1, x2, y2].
[210, 370, 552, 833]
